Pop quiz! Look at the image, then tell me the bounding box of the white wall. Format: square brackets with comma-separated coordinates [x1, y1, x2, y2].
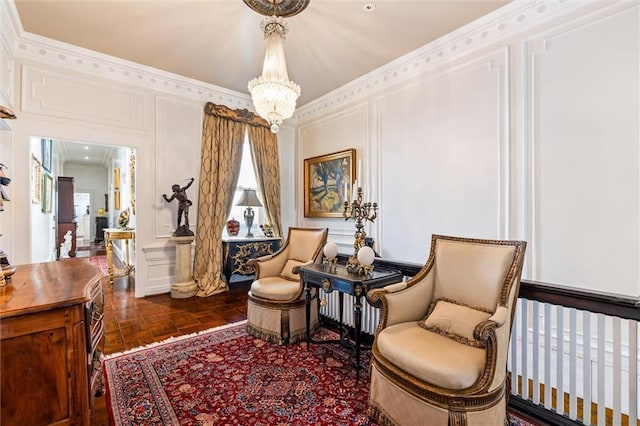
[295, 1, 639, 297]
[29, 136, 55, 262]
[0, 0, 296, 297]
[2, 0, 638, 298]
[526, 6, 639, 294]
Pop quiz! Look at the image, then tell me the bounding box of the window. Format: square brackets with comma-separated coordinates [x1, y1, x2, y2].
[225, 138, 264, 238]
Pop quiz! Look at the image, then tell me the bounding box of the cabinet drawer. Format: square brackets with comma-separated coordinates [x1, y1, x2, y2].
[85, 279, 104, 351]
[306, 272, 353, 294]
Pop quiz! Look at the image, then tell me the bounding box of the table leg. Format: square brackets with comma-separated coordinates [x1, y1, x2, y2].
[125, 239, 130, 273]
[305, 280, 311, 350]
[106, 233, 114, 285]
[354, 284, 363, 381]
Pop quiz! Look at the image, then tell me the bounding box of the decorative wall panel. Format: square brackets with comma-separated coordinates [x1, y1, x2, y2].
[526, 5, 639, 296]
[298, 104, 369, 250]
[21, 66, 146, 130]
[379, 48, 509, 263]
[0, 39, 13, 108]
[155, 97, 203, 238]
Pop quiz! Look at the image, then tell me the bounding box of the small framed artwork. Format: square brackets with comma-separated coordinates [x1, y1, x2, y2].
[114, 190, 120, 210]
[129, 151, 136, 215]
[41, 138, 52, 173]
[304, 148, 356, 218]
[31, 155, 42, 204]
[114, 167, 120, 189]
[42, 173, 53, 213]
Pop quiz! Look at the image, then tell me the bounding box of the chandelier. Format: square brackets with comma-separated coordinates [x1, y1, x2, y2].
[245, 0, 310, 133]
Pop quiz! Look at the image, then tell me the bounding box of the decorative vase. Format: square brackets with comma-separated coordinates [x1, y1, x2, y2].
[260, 223, 274, 237]
[226, 218, 240, 236]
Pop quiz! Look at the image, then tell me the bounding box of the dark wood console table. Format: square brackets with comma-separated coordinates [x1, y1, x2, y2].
[299, 263, 403, 379]
[222, 237, 281, 284]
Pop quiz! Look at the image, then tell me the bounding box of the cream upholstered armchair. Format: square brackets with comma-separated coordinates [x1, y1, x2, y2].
[367, 234, 526, 426]
[246, 227, 328, 345]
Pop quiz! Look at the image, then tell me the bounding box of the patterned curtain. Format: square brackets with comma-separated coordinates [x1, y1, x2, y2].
[247, 125, 283, 238]
[193, 104, 245, 297]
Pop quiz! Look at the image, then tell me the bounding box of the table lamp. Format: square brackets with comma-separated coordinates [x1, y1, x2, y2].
[236, 188, 262, 237]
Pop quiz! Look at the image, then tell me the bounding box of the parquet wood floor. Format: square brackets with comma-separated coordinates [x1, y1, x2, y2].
[93, 267, 250, 425]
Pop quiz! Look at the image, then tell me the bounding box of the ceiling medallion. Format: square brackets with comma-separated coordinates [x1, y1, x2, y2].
[242, 0, 311, 18]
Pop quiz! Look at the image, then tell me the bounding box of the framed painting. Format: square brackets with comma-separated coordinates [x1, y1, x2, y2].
[304, 148, 355, 218]
[42, 173, 53, 213]
[41, 138, 52, 173]
[31, 155, 42, 204]
[114, 167, 121, 189]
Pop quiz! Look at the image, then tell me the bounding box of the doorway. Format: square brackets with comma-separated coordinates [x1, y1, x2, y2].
[74, 191, 91, 243]
[29, 137, 135, 263]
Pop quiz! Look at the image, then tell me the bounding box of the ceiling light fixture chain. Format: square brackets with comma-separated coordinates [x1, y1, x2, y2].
[262, 16, 288, 39]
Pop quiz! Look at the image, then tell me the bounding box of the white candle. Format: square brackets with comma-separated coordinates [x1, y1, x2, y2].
[357, 159, 362, 183]
[343, 182, 348, 199]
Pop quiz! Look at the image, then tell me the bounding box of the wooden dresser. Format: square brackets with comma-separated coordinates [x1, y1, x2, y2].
[0, 260, 104, 426]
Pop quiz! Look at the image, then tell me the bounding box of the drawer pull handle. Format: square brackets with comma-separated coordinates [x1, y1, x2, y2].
[321, 278, 331, 291]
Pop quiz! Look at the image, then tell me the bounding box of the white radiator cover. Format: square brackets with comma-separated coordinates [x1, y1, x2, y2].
[319, 290, 380, 336]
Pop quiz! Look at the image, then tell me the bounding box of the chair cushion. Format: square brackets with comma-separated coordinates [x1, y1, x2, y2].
[250, 276, 302, 301]
[419, 299, 492, 348]
[279, 259, 304, 281]
[376, 322, 486, 390]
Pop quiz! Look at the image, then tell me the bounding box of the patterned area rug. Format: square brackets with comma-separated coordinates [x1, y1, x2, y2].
[86, 255, 108, 276]
[103, 321, 537, 425]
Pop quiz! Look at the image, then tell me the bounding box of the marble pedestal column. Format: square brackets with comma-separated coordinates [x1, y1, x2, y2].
[170, 235, 197, 298]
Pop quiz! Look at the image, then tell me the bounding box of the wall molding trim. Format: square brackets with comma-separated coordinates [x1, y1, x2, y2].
[4, 0, 253, 112]
[4, 0, 611, 123]
[294, 0, 602, 124]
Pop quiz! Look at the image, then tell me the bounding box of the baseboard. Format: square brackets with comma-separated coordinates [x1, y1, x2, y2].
[508, 395, 582, 426]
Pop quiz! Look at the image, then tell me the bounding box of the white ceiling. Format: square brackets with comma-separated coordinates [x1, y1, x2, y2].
[16, 1, 510, 165]
[59, 141, 112, 167]
[14, 0, 509, 107]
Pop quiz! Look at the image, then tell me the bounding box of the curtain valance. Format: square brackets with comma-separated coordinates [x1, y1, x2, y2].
[204, 103, 270, 129]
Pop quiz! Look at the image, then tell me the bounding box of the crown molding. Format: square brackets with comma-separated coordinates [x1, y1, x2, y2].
[3, 0, 622, 124]
[3, 0, 253, 111]
[294, 0, 602, 123]
[2, 0, 19, 48]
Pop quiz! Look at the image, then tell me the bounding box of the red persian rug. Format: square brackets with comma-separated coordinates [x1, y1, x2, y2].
[86, 255, 108, 276]
[103, 321, 538, 426]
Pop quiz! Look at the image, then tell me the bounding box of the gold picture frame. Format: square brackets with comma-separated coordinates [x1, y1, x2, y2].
[304, 149, 355, 218]
[42, 173, 53, 213]
[129, 151, 136, 215]
[31, 155, 42, 204]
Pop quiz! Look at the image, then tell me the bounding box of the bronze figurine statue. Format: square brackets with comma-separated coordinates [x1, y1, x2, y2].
[163, 178, 195, 236]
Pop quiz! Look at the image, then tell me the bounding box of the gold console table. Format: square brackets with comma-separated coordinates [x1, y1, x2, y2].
[104, 228, 135, 285]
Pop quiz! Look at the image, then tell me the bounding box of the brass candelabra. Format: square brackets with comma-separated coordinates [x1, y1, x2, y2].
[343, 186, 378, 274]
